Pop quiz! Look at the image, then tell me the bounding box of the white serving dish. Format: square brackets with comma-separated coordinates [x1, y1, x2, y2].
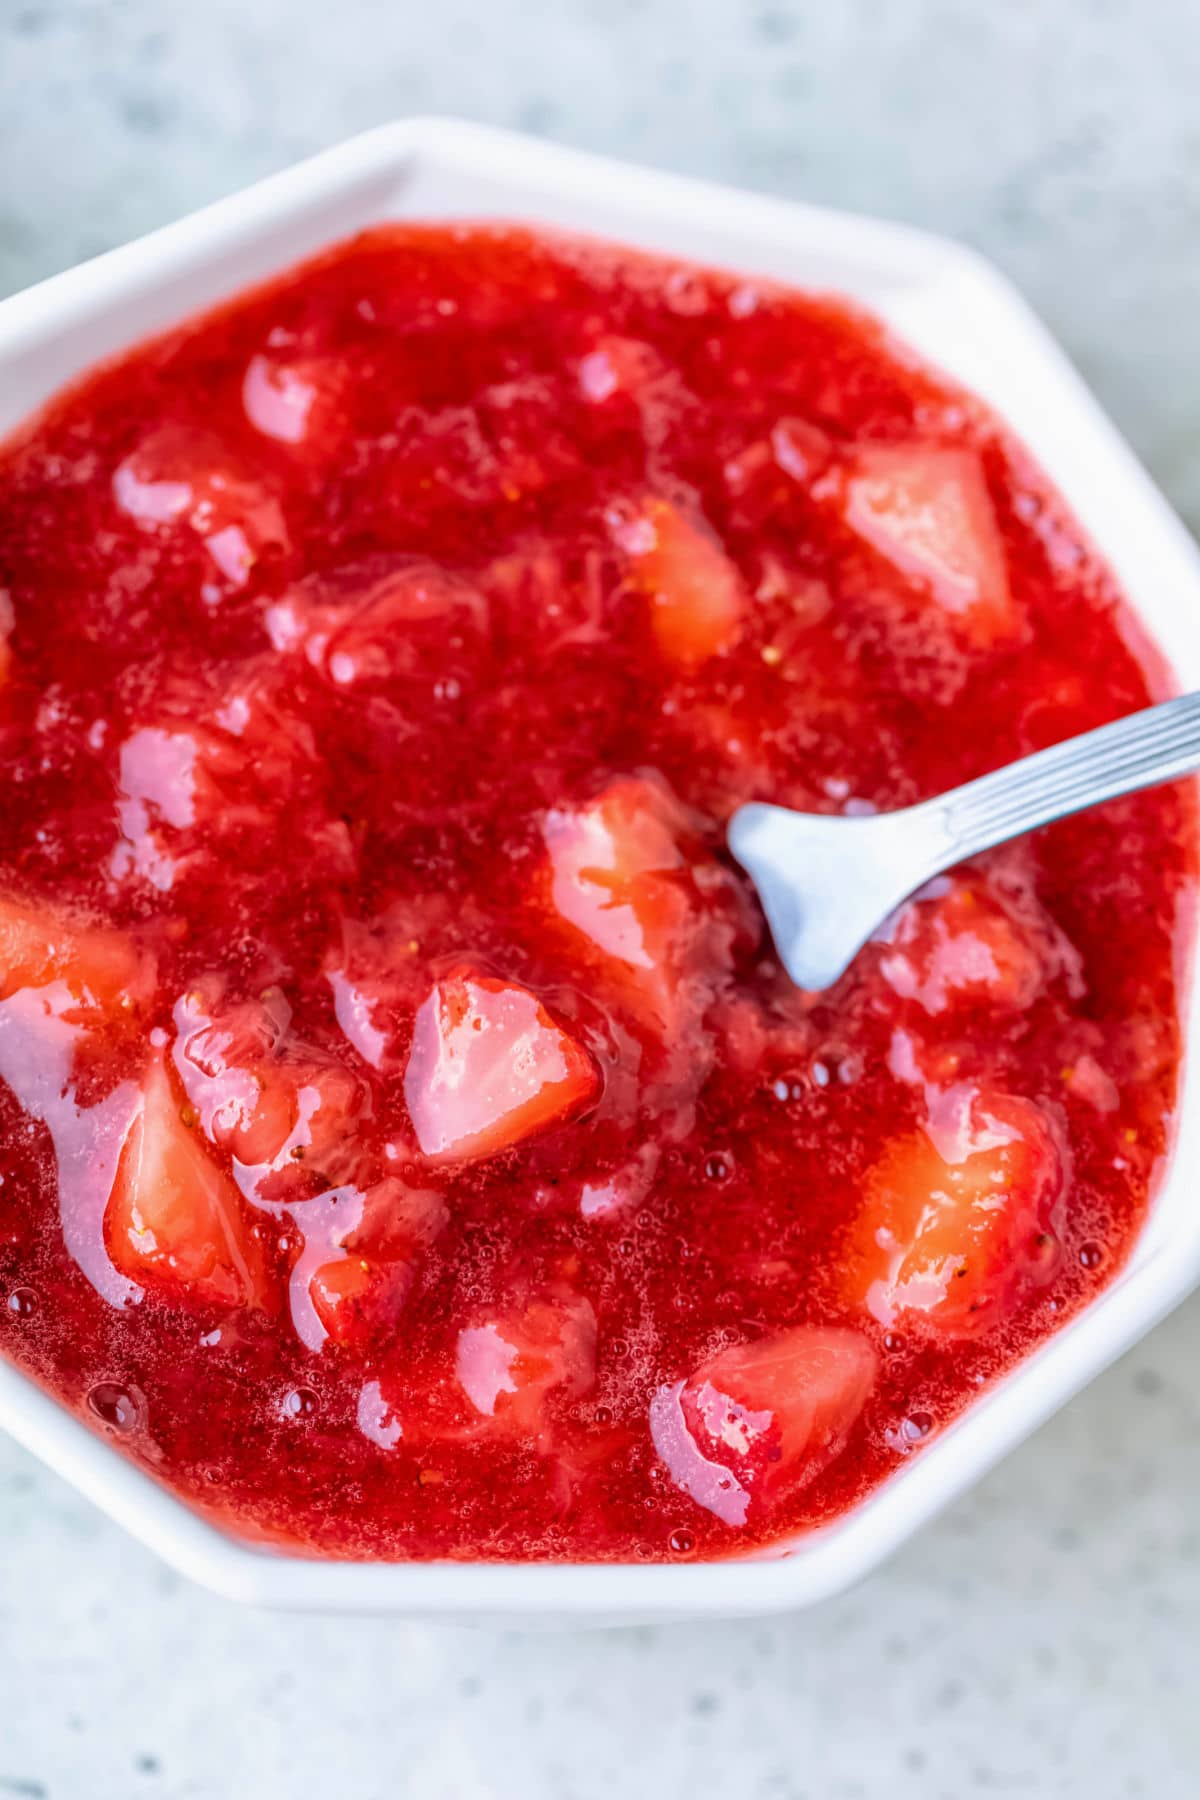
[1, 118, 1198, 1621]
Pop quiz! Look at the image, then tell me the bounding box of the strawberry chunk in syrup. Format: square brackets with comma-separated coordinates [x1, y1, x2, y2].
[105, 1052, 269, 1309]
[264, 555, 489, 693]
[306, 1178, 447, 1351]
[0, 891, 152, 1020]
[540, 775, 745, 1038]
[879, 877, 1049, 1016]
[454, 1286, 597, 1437]
[324, 894, 458, 1074]
[111, 425, 288, 590]
[841, 1085, 1065, 1336]
[172, 982, 369, 1197]
[613, 497, 744, 667]
[651, 1326, 877, 1527]
[578, 335, 665, 405]
[111, 665, 353, 896]
[242, 351, 350, 449]
[404, 968, 599, 1165]
[172, 983, 449, 1349]
[844, 443, 1014, 645]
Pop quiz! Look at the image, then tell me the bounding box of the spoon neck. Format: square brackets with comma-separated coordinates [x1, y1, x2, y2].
[920, 692, 1200, 867]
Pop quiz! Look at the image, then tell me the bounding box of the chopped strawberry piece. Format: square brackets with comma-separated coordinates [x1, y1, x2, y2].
[541, 777, 705, 1025]
[172, 984, 369, 1193]
[265, 555, 488, 691]
[354, 1174, 448, 1258]
[327, 968, 389, 1070]
[0, 891, 150, 1016]
[578, 1144, 660, 1220]
[404, 968, 598, 1164]
[578, 336, 664, 403]
[110, 666, 352, 894]
[309, 1254, 416, 1347]
[539, 776, 749, 1056]
[242, 352, 348, 447]
[455, 1323, 520, 1416]
[844, 444, 1013, 644]
[270, 1072, 362, 1186]
[244, 354, 318, 444]
[111, 726, 201, 892]
[256, 1055, 368, 1187]
[650, 1326, 876, 1525]
[455, 1288, 597, 1435]
[325, 894, 461, 1072]
[111, 425, 288, 589]
[615, 498, 744, 667]
[173, 987, 289, 1161]
[724, 418, 836, 509]
[106, 1053, 268, 1308]
[356, 1378, 403, 1450]
[307, 1174, 448, 1347]
[1063, 1052, 1119, 1114]
[770, 417, 835, 486]
[879, 879, 1046, 1015]
[842, 1087, 1064, 1335]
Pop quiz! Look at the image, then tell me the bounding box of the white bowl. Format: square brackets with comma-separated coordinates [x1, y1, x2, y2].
[2, 118, 1198, 1621]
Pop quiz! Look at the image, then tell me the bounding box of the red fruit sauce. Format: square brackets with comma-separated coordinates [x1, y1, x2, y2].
[0, 224, 1192, 1561]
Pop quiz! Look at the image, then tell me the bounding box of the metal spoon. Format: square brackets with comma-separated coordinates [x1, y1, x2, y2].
[727, 690, 1200, 992]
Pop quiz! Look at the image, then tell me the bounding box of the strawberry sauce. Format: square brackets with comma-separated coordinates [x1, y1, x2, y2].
[0, 224, 1191, 1561]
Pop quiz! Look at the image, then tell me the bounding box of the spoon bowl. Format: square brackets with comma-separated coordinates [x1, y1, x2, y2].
[727, 804, 936, 991]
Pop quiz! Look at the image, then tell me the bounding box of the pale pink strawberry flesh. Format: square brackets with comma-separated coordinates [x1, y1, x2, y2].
[845, 443, 1014, 643]
[404, 970, 599, 1163]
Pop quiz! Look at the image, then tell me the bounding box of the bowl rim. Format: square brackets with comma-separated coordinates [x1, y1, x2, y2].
[2, 115, 1199, 1619]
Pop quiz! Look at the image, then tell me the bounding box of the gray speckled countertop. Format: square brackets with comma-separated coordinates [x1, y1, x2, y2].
[3, 3, 1200, 1794]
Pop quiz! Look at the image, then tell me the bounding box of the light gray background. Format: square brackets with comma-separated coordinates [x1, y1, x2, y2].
[2, 2, 1200, 1794]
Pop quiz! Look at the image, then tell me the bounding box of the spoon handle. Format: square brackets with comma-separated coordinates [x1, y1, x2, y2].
[928, 690, 1200, 862]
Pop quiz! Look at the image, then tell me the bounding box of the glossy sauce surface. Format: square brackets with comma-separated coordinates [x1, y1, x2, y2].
[0, 225, 1191, 1560]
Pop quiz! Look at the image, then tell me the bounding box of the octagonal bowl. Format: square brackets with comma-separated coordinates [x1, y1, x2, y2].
[1, 118, 1198, 1619]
